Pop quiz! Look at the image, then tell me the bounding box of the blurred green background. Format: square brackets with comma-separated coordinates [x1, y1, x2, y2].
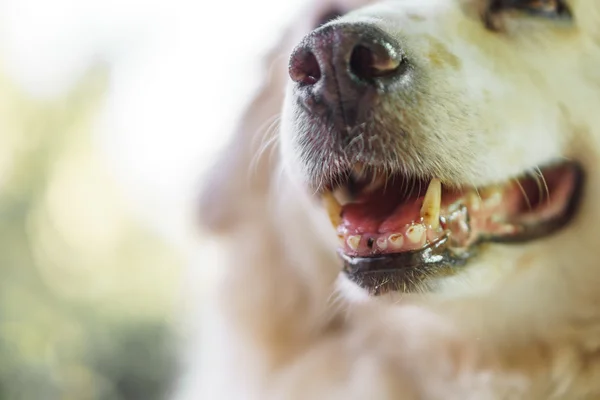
[0, 63, 183, 399]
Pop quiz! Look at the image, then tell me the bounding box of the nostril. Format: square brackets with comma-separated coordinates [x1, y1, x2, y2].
[349, 42, 402, 82]
[349, 45, 375, 81]
[289, 50, 321, 85]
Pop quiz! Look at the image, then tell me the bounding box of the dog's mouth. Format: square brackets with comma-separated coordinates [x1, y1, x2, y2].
[321, 162, 583, 294]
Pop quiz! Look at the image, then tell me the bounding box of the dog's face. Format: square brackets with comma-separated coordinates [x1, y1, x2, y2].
[278, 0, 600, 295]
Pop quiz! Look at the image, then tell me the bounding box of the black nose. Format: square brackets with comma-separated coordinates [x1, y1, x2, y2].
[289, 24, 406, 128]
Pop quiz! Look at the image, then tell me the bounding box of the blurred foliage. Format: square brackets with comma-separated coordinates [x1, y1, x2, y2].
[0, 64, 183, 399]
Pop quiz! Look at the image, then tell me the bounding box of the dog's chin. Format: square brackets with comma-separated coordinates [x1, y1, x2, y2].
[312, 161, 584, 295]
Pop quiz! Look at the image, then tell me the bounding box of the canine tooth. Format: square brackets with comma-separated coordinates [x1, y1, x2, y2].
[332, 187, 353, 206]
[347, 235, 361, 251]
[322, 192, 342, 227]
[406, 224, 426, 243]
[388, 234, 404, 249]
[376, 236, 388, 250]
[420, 178, 441, 229]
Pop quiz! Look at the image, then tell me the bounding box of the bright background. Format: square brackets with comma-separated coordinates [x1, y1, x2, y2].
[0, 0, 303, 398]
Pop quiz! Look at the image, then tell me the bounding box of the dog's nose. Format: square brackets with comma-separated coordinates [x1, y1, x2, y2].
[289, 24, 405, 127]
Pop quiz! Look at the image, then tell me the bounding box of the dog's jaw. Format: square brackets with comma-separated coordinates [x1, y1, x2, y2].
[186, 0, 600, 398]
[279, 0, 598, 297]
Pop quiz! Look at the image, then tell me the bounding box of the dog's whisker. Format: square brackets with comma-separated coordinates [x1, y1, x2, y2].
[249, 133, 280, 180]
[514, 178, 533, 210]
[250, 113, 281, 150]
[535, 166, 551, 204]
[468, 180, 483, 201]
[528, 169, 544, 203]
[325, 290, 347, 320]
[257, 122, 281, 159]
[249, 114, 282, 178]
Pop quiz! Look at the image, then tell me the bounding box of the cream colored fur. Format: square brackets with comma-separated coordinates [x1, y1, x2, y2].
[175, 0, 600, 398]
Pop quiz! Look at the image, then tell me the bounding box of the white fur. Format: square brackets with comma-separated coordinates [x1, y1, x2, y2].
[176, 0, 600, 399]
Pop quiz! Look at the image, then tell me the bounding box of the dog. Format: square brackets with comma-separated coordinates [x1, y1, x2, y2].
[176, 0, 600, 398]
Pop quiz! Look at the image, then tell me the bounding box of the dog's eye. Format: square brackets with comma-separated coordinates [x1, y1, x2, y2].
[314, 9, 343, 27]
[486, 0, 572, 22]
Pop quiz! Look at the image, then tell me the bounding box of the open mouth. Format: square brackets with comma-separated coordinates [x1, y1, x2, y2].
[321, 162, 583, 294]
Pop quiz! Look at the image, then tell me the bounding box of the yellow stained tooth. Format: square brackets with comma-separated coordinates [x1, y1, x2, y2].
[420, 178, 442, 229]
[347, 235, 361, 251]
[388, 234, 404, 249]
[322, 192, 342, 227]
[406, 224, 426, 243]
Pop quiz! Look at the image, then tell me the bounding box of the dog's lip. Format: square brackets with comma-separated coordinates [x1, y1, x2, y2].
[321, 162, 584, 294]
[340, 236, 472, 295]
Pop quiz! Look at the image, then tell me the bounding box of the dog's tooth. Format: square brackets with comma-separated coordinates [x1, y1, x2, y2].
[332, 187, 353, 206]
[406, 224, 426, 243]
[322, 192, 342, 227]
[420, 178, 441, 229]
[389, 233, 404, 249]
[481, 186, 503, 208]
[376, 236, 388, 250]
[347, 235, 361, 251]
[466, 191, 481, 212]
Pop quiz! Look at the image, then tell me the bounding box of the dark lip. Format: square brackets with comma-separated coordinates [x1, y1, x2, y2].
[340, 163, 585, 295]
[341, 236, 472, 295]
